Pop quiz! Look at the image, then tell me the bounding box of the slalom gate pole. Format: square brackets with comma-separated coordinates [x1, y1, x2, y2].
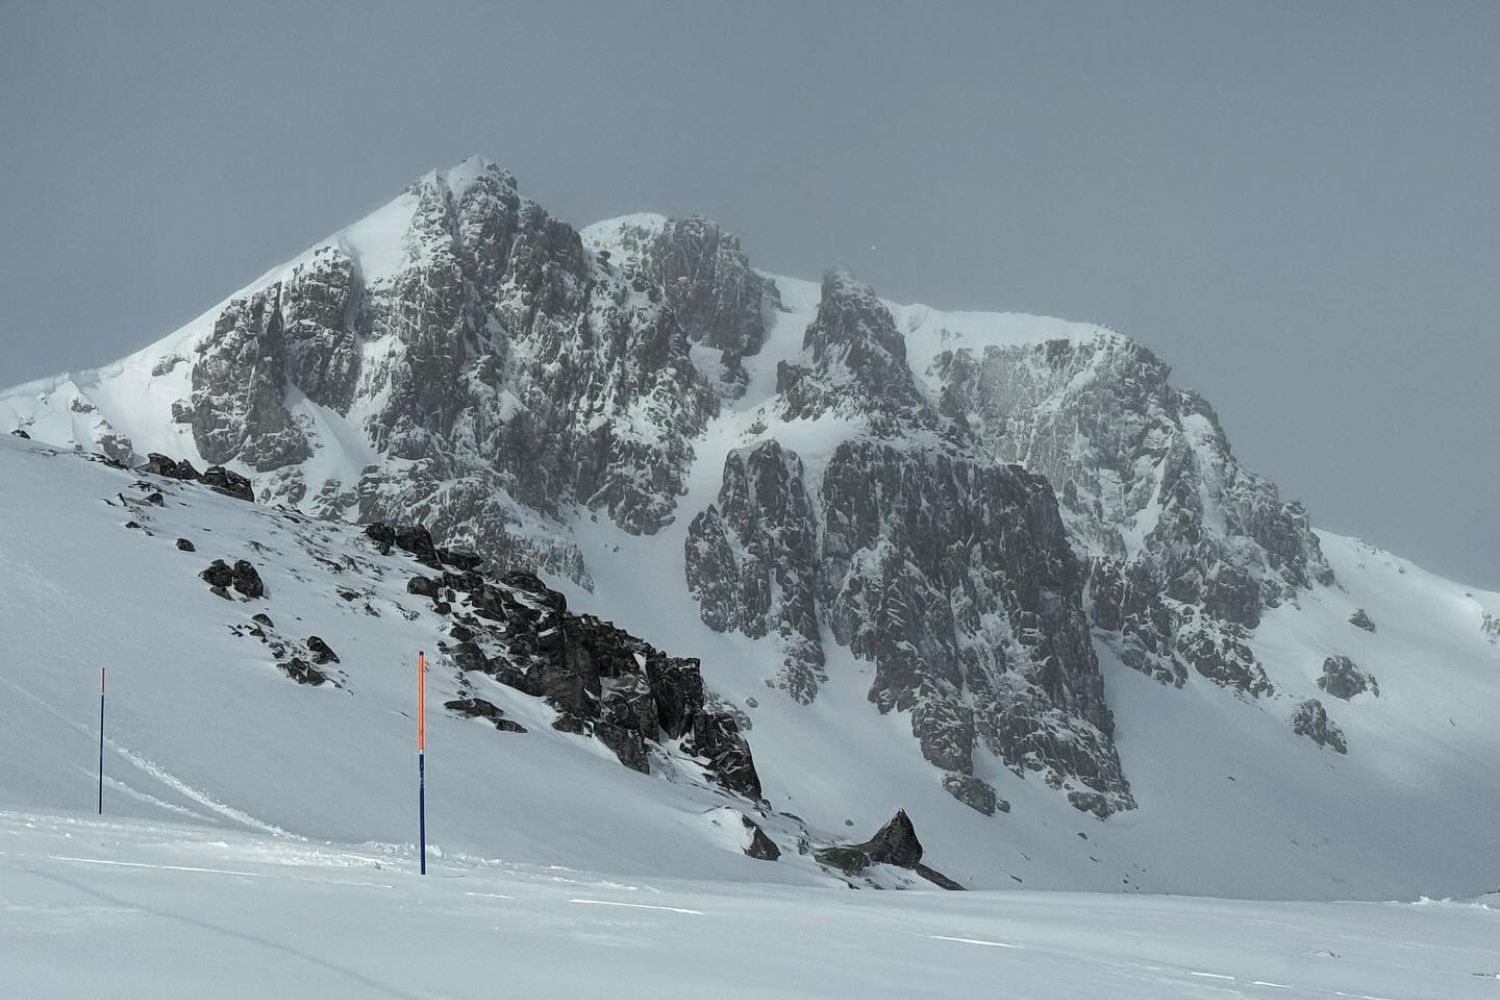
[98, 667, 106, 815]
[418, 650, 426, 875]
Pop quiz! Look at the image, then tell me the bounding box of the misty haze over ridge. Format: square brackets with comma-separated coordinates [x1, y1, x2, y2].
[0, 1, 1494, 588]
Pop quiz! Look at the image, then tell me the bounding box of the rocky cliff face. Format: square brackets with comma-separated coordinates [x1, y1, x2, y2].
[688, 273, 1131, 816]
[1, 157, 1346, 823]
[184, 164, 768, 581]
[931, 334, 1332, 695]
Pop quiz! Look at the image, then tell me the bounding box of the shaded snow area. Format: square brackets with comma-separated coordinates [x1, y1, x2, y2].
[6, 813, 1500, 999]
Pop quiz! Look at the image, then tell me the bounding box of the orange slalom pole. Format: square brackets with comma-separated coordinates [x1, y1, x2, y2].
[417, 650, 426, 875]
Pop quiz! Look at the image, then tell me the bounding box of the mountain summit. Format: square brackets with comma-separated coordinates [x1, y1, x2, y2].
[4, 159, 1499, 897]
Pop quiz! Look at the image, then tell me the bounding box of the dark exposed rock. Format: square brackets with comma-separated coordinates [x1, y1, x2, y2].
[251, 613, 275, 629]
[742, 816, 781, 861]
[1173, 612, 1273, 696]
[176, 538, 196, 552]
[913, 864, 965, 891]
[143, 491, 165, 507]
[594, 720, 650, 773]
[444, 697, 526, 733]
[645, 657, 705, 739]
[500, 570, 566, 611]
[10, 428, 29, 439]
[685, 710, 761, 799]
[200, 559, 234, 589]
[231, 560, 264, 599]
[141, 452, 201, 481]
[1348, 608, 1377, 633]
[305, 636, 339, 665]
[449, 640, 490, 673]
[407, 575, 440, 598]
[363, 522, 396, 555]
[280, 656, 328, 686]
[942, 773, 1006, 816]
[437, 547, 484, 571]
[394, 525, 441, 568]
[201, 466, 254, 502]
[188, 282, 311, 471]
[1292, 698, 1348, 754]
[1318, 655, 1378, 700]
[862, 810, 923, 867]
[814, 810, 961, 888]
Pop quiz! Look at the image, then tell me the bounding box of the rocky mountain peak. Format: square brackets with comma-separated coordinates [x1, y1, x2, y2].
[0, 157, 1364, 826]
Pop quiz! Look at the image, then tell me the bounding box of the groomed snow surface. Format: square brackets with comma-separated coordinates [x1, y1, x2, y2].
[6, 812, 1500, 999]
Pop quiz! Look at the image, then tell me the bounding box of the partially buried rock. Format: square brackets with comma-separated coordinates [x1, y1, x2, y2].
[202, 466, 254, 502]
[742, 816, 781, 861]
[942, 772, 1007, 816]
[437, 547, 484, 571]
[176, 537, 195, 552]
[394, 525, 441, 567]
[142, 453, 200, 481]
[364, 522, 396, 555]
[251, 612, 275, 629]
[1292, 698, 1348, 754]
[143, 491, 165, 507]
[10, 428, 30, 439]
[306, 636, 339, 664]
[231, 560, 264, 598]
[1348, 608, 1377, 633]
[280, 656, 328, 686]
[407, 575, 440, 598]
[1317, 655, 1378, 700]
[200, 559, 235, 589]
[444, 697, 525, 733]
[814, 810, 964, 889]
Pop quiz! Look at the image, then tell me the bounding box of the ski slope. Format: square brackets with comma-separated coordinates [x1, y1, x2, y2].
[5, 811, 1499, 999]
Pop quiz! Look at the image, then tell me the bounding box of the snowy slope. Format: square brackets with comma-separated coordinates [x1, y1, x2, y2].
[7, 810, 1500, 1000]
[0, 435, 832, 885]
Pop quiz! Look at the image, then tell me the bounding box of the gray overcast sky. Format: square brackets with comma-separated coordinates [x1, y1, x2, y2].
[1, 1, 1495, 588]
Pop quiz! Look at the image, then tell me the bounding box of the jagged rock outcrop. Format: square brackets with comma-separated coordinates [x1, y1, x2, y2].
[1318, 655, 1378, 700]
[933, 333, 1332, 695]
[371, 521, 761, 796]
[1292, 698, 1348, 753]
[777, 269, 931, 427]
[595, 214, 782, 391]
[186, 284, 311, 471]
[684, 440, 824, 702]
[689, 272, 1131, 816]
[149, 163, 786, 583]
[815, 810, 962, 889]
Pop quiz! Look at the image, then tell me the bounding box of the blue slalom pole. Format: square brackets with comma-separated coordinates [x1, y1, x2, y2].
[417, 650, 427, 875]
[98, 667, 106, 814]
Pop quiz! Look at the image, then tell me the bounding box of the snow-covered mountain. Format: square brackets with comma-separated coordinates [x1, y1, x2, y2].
[4, 157, 1499, 900]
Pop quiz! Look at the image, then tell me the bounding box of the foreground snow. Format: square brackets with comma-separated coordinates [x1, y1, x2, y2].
[5, 811, 1498, 999]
